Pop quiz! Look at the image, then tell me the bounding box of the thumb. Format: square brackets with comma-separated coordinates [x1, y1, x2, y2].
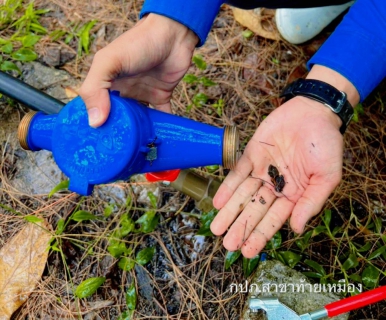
[290, 180, 338, 234]
[79, 50, 118, 127]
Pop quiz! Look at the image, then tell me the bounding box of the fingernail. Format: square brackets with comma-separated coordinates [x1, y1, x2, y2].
[88, 107, 100, 127]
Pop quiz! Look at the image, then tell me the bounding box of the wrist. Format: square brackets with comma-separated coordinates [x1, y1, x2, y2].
[141, 13, 199, 49]
[293, 96, 343, 131]
[306, 65, 360, 107]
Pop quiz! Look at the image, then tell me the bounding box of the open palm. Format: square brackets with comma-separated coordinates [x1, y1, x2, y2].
[211, 96, 344, 258]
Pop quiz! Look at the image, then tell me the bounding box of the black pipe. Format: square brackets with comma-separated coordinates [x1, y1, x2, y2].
[0, 70, 65, 114]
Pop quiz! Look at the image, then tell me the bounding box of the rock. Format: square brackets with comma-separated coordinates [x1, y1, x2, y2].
[242, 260, 349, 320]
[96, 185, 128, 206]
[3, 62, 81, 195]
[130, 174, 160, 206]
[134, 264, 153, 301]
[11, 148, 64, 195]
[21, 61, 80, 103]
[39, 44, 76, 67]
[40, 45, 61, 67]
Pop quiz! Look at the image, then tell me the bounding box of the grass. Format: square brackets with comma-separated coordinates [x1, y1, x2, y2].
[0, 0, 385, 319]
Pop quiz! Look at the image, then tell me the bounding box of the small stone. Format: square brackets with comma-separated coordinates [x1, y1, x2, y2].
[41, 46, 61, 67]
[241, 260, 350, 320]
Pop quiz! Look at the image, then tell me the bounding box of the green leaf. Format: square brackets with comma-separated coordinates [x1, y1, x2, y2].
[362, 265, 379, 289]
[265, 231, 282, 250]
[11, 48, 38, 61]
[199, 77, 216, 87]
[104, 204, 115, 218]
[22, 34, 40, 47]
[197, 209, 217, 236]
[79, 20, 97, 54]
[183, 74, 198, 84]
[373, 217, 382, 234]
[34, 8, 51, 15]
[0, 38, 9, 45]
[192, 93, 208, 107]
[368, 246, 386, 260]
[49, 29, 67, 41]
[120, 214, 134, 237]
[75, 277, 106, 298]
[295, 230, 312, 251]
[322, 209, 332, 228]
[0, 61, 21, 74]
[126, 282, 137, 310]
[304, 259, 326, 276]
[312, 225, 327, 237]
[342, 253, 359, 270]
[30, 22, 47, 34]
[302, 272, 322, 279]
[272, 58, 280, 65]
[147, 191, 157, 208]
[118, 310, 133, 320]
[357, 242, 372, 252]
[349, 274, 362, 283]
[225, 250, 241, 270]
[242, 29, 254, 39]
[136, 247, 155, 265]
[278, 251, 301, 268]
[242, 255, 260, 277]
[135, 210, 159, 233]
[205, 165, 219, 173]
[1, 42, 13, 54]
[192, 54, 207, 70]
[24, 215, 43, 223]
[352, 103, 365, 122]
[107, 241, 128, 258]
[65, 33, 74, 44]
[118, 257, 136, 271]
[56, 219, 65, 235]
[48, 180, 69, 198]
[71, 210, 97, 222]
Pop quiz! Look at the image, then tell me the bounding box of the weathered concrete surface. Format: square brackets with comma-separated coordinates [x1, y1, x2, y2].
[242, 260, 349, 320]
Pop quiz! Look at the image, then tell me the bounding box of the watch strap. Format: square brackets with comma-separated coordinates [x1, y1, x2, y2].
[280, 79, 354, 134]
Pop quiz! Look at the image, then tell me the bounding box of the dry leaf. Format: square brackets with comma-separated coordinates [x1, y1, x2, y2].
[0, 220, 51, 319]
[65, 86, 79, 98]
[232, 8, 281, 41]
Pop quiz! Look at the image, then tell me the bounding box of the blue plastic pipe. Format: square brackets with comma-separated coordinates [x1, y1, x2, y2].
[24, 92, 230, 195]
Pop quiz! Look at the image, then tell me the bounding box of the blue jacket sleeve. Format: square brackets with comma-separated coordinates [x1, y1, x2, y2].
[308, 0, 386, 102]
[140, 0, 224, 46]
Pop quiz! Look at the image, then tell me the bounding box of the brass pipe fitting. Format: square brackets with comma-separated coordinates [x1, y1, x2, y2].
[17, 111, 37, 150]
[223, 125, 240, 170]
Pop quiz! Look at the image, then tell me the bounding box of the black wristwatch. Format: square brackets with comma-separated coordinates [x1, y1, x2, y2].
[280, 79, 354, 134]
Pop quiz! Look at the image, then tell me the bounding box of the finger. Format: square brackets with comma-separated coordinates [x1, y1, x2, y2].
[80, 29, 158, 127]
[80, 49, 119, 127]
[212, 155, 254, 210]
[210, 174, 261, 236]
[110, 79, 173, 113]
[222, 186, 276, 252]
[290, 179, 338, 234]
[153, 102, 172, 113]
[241, 197, 294, 258]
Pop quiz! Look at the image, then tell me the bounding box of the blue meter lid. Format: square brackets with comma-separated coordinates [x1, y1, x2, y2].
[52, 94, 139, 195]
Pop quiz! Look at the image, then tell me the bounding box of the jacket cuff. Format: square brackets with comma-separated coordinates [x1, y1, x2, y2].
[307, 1, 386, 102]
[140, 0, 223, 46]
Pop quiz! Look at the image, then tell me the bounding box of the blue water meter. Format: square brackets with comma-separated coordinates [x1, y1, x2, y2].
[19, 92, 239, 195]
